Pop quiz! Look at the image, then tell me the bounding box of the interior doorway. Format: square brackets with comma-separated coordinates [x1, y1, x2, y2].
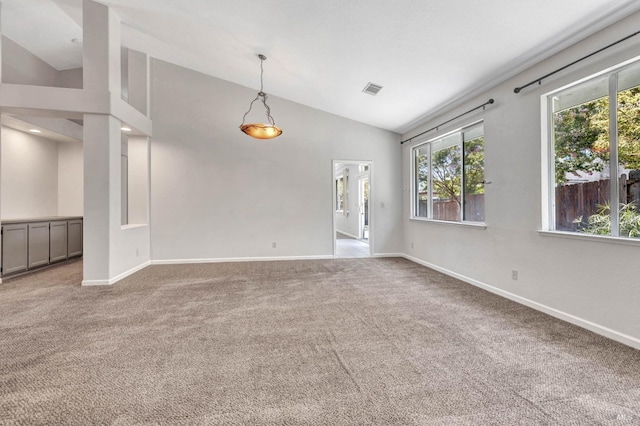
[333, 160, 372, 258]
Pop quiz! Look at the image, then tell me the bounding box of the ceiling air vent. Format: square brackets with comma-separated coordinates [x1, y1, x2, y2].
[362, 82, 383, 96]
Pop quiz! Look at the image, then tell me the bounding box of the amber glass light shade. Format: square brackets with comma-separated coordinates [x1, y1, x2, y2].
[240, 123, 283, 139]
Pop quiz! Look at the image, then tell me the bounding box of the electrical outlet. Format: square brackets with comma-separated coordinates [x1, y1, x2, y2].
[511, 270, 518, 280]
[411, 242, 414, 249]
[136, 248, 140, 256]
[272, 242, 277, 249]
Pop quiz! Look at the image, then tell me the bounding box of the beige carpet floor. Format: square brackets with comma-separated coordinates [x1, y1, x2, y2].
[1, 258, 640, 425]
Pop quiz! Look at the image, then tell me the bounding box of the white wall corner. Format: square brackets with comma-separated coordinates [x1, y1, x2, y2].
[82, 260, 150, 286]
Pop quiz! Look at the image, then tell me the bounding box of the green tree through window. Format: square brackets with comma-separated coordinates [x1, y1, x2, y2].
[413, 123, 485, 222]
[550, 62, 640, 237]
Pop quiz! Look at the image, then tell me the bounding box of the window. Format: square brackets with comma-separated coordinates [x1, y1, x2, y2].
[546, 59, 640, 239]
[413, 123, 485, 223]
[335, 176, 344, 212]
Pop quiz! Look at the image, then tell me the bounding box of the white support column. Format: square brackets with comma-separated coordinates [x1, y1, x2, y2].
[83, 0, 121, 93]
[82, 115, 122, 284]
[81, 0, 122, 285]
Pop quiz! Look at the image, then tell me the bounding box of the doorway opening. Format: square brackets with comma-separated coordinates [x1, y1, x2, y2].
[333, 161, 372, 258]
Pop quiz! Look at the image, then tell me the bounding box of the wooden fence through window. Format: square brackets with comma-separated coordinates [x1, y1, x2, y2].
[555, 177, 632, 231]
[417, 194, 485, 222]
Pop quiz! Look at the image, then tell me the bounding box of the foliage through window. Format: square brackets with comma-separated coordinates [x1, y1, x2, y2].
[413, 123, 485, 223]
[548, 59, 640, 239]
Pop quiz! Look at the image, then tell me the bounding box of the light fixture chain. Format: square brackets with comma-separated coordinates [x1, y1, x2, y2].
[262, 93, 275, 125]
[240, 94, 260, 126]
[260, 56, 264, 93]
[259, 56, 276, 126]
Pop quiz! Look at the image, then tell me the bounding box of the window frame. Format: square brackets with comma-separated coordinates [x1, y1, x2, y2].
[542, 54, 640, 241]
[411, 120, 485, 225]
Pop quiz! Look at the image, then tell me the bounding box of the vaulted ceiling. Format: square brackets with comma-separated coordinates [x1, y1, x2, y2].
[3, 0, 640, 133]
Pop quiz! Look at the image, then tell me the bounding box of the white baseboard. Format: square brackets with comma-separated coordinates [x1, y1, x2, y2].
[372, 253, 404, 258]
[151, 255, 335, 265]
[402, 254, 640, 350]
[82, 260, 151, 286]
[336, 231, 359, 240]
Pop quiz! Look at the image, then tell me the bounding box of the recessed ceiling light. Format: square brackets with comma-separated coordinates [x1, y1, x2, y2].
[29, 129, 42, 133]
[71, 38, 83, 44]
[121, 127, 132, 132]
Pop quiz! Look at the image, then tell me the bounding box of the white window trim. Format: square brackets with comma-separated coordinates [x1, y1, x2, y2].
[541, 53, 640, 240]
[410, 120, 486, 225]
[409, 216, 487, 229]
[538, 230, 640, 247]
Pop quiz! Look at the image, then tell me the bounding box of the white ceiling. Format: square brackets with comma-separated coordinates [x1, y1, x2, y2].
[3, 0, 640, 133]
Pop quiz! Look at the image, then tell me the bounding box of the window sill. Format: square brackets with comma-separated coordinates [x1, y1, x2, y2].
[538, 230, 640, 247]
[121, 224, 148, 231]
[409, 217, 487, 229]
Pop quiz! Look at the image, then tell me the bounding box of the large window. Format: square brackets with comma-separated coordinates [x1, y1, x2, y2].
[547, 59, 640, 239]
[413, 123, 485, 223]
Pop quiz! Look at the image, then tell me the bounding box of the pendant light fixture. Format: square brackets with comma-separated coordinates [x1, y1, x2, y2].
[239, 54, 283, 139]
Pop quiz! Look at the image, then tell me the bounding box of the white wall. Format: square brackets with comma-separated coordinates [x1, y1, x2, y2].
[401, 10, 640, 347]
[1, 127, 59, 218]
[1, 37, 83, 89]
[150, 59, 402, 261]
[58, 140, 84, 216]
[1, 127, 83, 219]
[57, 68, 83, 89]
[2, 37, 58, 86]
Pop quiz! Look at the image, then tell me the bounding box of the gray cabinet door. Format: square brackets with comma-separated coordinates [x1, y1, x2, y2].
[50, 221, 68, 263]
[2, 224, 28, 275]
[68, 219, 83, 258]
[28, 222, 50, 269]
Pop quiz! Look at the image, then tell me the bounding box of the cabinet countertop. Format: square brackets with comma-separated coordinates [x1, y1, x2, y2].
[1, 216, 83, 225]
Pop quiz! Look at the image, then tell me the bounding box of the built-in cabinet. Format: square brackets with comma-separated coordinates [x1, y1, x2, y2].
[28, 222, 50, 269]
[68, 220, 83, 258]
[49, 221, 69, 263]
[1, 217, 82, 277]
[1, 224, 29, 275]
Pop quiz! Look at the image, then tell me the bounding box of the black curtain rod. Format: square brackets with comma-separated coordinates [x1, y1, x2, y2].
[514, 29, 640, 94]
[400, 99, 494, 145]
